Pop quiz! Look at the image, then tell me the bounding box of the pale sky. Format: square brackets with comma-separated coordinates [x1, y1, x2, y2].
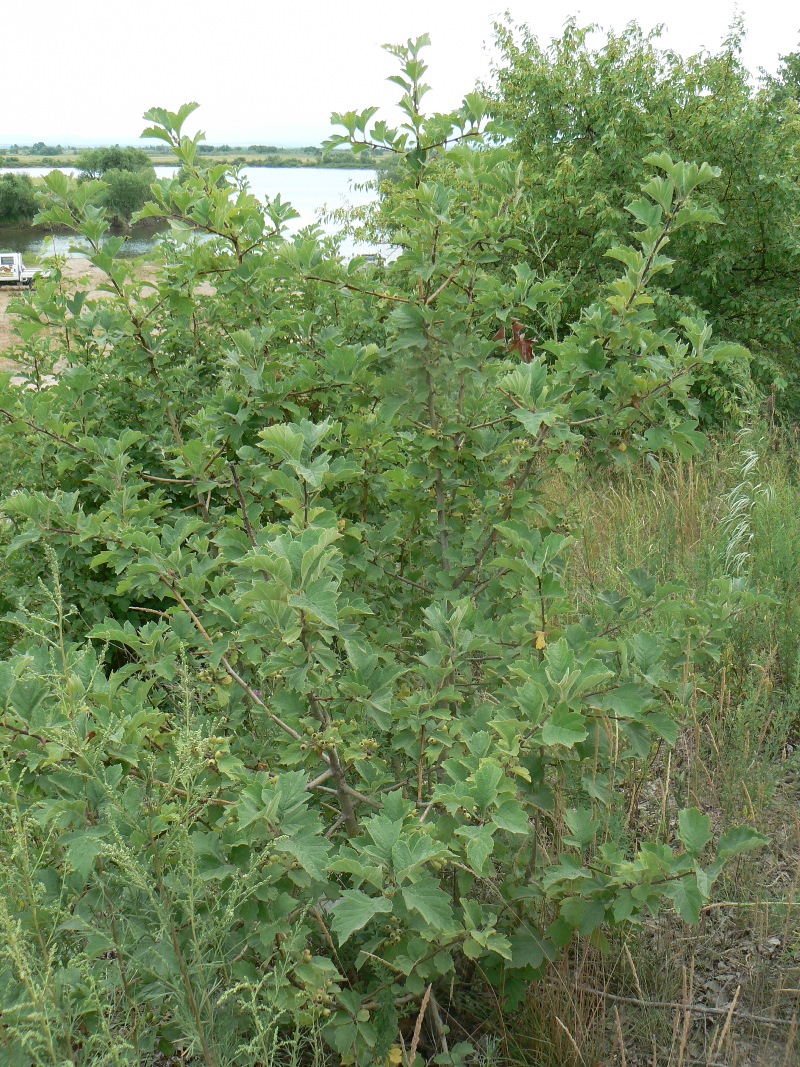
[3, 0, 795, 145]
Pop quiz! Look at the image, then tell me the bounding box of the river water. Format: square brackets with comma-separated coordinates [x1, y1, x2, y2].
[0, 166, 378, 258]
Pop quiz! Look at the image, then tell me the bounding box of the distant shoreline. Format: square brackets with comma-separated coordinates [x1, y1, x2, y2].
[0, 152, 386, 171]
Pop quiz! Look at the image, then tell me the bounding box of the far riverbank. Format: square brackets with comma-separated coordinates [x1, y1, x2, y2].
[0, 150, 386, 171]
[0, 167, 379, 258]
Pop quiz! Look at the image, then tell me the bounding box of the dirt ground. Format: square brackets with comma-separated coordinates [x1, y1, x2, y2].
[0, 259, 109, 368]
[0, 258, 211, 372]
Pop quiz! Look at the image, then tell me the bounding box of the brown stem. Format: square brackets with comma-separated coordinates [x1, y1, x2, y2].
[228, 461, 259, 549]
[0, 408, 86, 451]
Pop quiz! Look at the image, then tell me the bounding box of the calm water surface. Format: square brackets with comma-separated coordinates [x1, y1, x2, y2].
[0, 167, 378, 258]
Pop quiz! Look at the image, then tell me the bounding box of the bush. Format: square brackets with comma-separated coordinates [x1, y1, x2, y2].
[0, 173, 38, 226]
[101, 167, 154, 223]
[490, 18, 800, 419]
[0, 43, 766, 1065]
[74, 146, 155, 223]
[75, 145, 153, 179]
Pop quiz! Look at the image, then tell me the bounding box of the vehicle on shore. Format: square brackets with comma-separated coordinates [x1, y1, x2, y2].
[0, 251, 48, 287]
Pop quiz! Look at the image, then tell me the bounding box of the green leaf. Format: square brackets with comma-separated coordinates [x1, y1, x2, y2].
[331, 891, 393, 944]
[541, 709, 588, 747]
[626, 196, 662, 229]
[678, 808, 712, 857]
[560, 898, 605, 936]
[258, 423, 305, 463]
[401, 877, 455, 928]
[364, 814, 404, 862]
[455, 826, 495, 875]
[715, 825, 769, 863]
[288, 578, 339, 629]
[707, 825, 769, 883]
[469, 761, 503, 809]
[665, 876, 704, 924]
[563, 808, 600, 848]
[63, 830, 106, 880]
[645, 712, 677, 745]
[493, 800, 530, 834]
[273, 834, 330, 881]
[508, 930, 546, 970]
[600, 683, 652, 719]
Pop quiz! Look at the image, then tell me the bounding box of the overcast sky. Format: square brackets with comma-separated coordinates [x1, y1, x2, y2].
[3, 0, 795, 145]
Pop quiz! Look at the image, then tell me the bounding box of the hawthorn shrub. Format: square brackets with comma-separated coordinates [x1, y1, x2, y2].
[0, 40, 765, 1066]
[489, 18, 800, 420]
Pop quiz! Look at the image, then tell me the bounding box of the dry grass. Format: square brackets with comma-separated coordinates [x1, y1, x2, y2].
[506, 439, 800, 1067]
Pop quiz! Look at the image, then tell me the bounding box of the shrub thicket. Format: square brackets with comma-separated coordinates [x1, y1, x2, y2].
[489, 18, 800, 419]
[0, 35, 770, 1067]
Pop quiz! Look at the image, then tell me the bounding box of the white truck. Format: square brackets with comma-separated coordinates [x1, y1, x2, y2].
[0, 252, 48, 287]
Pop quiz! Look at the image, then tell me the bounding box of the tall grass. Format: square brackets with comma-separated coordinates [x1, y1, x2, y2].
[519, 429, 800, 1066]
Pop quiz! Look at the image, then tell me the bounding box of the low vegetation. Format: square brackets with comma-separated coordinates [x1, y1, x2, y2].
[0, 22, 798, 1067]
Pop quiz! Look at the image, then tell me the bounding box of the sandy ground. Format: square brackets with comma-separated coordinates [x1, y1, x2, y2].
[0, 259, 211, 371]
[0, 259, 111, 368]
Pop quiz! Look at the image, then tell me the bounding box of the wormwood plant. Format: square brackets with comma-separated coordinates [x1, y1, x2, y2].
[0, 39, 766, 1065]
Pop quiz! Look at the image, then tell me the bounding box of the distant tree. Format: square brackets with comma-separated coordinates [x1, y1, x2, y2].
[74, 146, 155, 222]
[29, 142, 62, 156]
[76, 146, 152, 180]
[101, 168, 154, 224]
[0, 173, 38, 225]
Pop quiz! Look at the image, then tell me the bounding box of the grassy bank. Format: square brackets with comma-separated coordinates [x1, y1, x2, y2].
[499, 432, 800, 1066]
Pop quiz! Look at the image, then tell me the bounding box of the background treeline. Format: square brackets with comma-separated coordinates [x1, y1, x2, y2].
[197, 144, 386, 167]
[0, 145, 386, 173]
[0, 145, 386, 228]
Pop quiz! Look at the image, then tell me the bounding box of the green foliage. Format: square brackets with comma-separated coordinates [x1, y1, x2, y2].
[770, 45, 800, 104]
[75, 145, 156, 223]
[0, 40, 767, 1064]
[76, 145, 153, 179]
[30, 142, 64, 156]
[0, 173, 38, 226]
[490, 18, 800, 419]
[101, 168, 155, 223]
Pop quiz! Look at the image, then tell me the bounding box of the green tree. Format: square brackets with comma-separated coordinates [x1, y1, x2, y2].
[30, 141, 63, 156]
[75, 144, 155, 222]
[0, 172, 38, 226]
[101, 167, 154, 222]
[490, 18, 800, 418]
[75, 144, 152, 179]
[771, 44, 800, 103]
